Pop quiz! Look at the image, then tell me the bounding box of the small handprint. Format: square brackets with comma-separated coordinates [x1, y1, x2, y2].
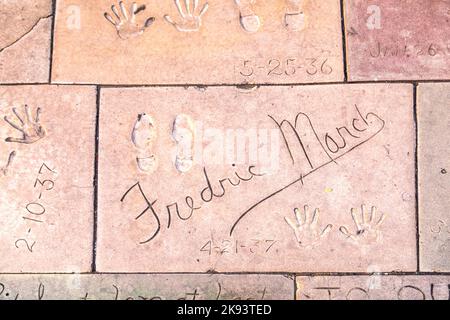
[104, 1, 155, 40]
[339, 205, 386, 245]
[285, 205, 333, 249]
[0, 151, 16, 176]
[4, 105, 46, 144]
[164, 0, 209, 32]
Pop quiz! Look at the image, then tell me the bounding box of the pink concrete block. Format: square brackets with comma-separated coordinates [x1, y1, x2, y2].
[0, 274, 293, 300]
[345, 0, 450, 81]
[297, 275, 450, 300]
[418, 83, 450, 272]
[97, 83, 416, 272]
[0, 85, 96, 272]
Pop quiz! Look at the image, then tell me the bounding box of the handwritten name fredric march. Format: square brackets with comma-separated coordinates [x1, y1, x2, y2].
[121, 104, 386, 244]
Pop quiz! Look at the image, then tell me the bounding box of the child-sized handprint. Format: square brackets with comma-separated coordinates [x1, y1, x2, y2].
[104, 1, 155, 40]
[339, 205, 386, 246]
[164, 0, 209, 32]
[285, 205, 333, 249]
[0, 151, 16, 176]
[4, 105, 46, 144]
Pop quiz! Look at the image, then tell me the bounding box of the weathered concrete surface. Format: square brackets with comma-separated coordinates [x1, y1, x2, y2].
[297, 275, 450, 300]
[52, 0, 343, 84]
[345, 0, 450, 81]
[0, 0, 52, 83]
[0, 85, 96, 272]
[97, 84, 416, 273]
[0, 274, 293, 300]
[418, 83, 450, 272]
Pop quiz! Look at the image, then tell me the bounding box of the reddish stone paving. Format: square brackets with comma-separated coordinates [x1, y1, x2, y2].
[345, 0, 450, 81]
[0, 0, 449, 299]
[97, 84, 415, 273]
[0, 85, 96, 272]
[297, 275, 450, 300]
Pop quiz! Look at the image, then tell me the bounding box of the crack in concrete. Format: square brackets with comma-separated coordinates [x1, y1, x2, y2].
[0, 14, 53, 54]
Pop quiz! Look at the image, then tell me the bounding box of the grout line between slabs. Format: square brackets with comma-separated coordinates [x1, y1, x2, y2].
[340, 0, 348, 82]
[1, 272, 450, 276]
[52, 79, 450, 87]
[293, 275, 297, 300]
[3, 79, 450, 88]
[47, 0, 57, 84]
[413, 82, 420, 273]
[91, 86, 100, 273]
